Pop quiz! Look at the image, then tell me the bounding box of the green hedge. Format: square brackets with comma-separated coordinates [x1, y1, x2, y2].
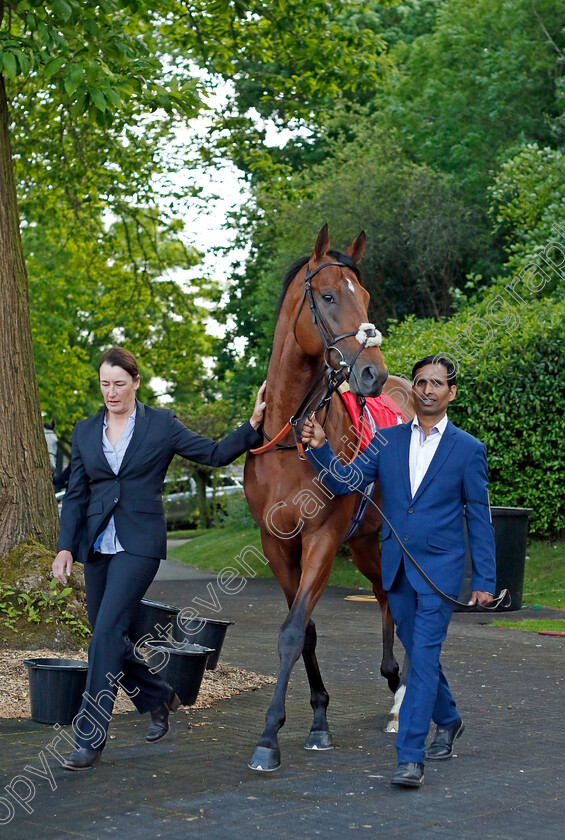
[383, 297, 565, 536]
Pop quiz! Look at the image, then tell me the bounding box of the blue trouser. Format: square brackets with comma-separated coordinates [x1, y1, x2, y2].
[387, 561, 459, 764]
[73, 551, 169, 750]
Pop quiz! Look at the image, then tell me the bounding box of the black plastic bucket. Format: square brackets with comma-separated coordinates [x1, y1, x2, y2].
[23, 658, 88, 725]
[172, 616, 234, 670]
[145, 641, 212, 705]
[128, 598, 180, 645]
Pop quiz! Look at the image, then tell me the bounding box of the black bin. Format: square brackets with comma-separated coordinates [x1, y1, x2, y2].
[128, 598, 180, 645]
[23, 658, 88, 725]
[458, 506, 533, 611]
[145, 641, 212, 705]
[173, 616, 234, 670]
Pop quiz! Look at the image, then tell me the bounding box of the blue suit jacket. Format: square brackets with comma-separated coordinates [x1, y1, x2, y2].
[58, 401, 261, 564]
[307, 418, 496, 597]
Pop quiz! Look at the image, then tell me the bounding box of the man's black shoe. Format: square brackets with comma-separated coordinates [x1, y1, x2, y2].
[391, 762, 424, 787]
[146, 686, 181, 742]
[62, 748, 102, 771]
[427, 716, 465, 760]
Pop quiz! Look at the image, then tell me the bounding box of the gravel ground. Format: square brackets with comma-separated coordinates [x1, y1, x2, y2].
[0, 648, 275, 720]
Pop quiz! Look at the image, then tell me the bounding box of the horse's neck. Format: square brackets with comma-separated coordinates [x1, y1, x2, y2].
[265, 332, 351, 444]
[265, 332, 321, 425]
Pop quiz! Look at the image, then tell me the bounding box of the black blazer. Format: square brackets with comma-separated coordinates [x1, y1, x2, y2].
[58, 401, 262, 563]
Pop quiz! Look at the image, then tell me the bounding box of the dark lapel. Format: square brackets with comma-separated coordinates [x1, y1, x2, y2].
[396, 421, 412, 501]
[92, 409, 111, 473]
[411, 419, 458, 504]
[118, 400, 150, 474]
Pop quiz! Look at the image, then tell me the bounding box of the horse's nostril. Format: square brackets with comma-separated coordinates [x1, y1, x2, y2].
[361, 365, 377, 384]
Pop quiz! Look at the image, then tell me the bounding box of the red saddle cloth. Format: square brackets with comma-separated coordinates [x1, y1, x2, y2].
[340, 391, 406, 451]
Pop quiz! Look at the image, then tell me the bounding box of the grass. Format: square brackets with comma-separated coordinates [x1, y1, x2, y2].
[521, 539, 565, 609]
[491, 619, 565, 633]
[168, 506, 564, 608]
[168, 524, 373, 590]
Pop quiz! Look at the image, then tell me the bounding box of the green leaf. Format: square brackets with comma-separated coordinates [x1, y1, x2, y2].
[15, 51, 31, 76]
[64, 63, 83, 96]
[104, 87, 122, 108]
[51, 0, 73, 22]
[90, 88, 106, 112]
[44, 56, 66, 78]
[2, 52, 18, 79]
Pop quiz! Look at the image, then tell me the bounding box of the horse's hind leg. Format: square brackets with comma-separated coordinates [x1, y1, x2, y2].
[348, 534, 400, 693]
[302, 619, 333, 750]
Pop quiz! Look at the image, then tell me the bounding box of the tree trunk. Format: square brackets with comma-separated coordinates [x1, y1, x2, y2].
[193, 466, 212, 530]
[0, 75, 58, 558]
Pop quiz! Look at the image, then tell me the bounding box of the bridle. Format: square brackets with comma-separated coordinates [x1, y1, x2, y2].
[250, 260, 382, 458]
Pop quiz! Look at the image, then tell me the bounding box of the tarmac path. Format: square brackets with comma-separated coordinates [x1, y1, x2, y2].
[0, 552, 563, 839]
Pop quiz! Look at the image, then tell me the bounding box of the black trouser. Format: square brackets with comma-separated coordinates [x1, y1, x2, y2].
[73, 551, 169, 750]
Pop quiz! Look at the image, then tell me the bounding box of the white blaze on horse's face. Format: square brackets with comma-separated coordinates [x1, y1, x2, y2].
[346, 277, 355, 293]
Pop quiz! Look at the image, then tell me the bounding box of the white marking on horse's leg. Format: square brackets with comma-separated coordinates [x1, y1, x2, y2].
[384, 683, 406, 733]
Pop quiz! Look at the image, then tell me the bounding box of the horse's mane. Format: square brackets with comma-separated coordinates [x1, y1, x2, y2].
[276, 250, 362, 321]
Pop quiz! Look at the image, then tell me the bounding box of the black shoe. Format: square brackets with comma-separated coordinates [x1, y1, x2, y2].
[62, 747, 102, 771]
[146, 686, 181, 742]
[391, 762, 424, 788]
[427, 716, 465, 760]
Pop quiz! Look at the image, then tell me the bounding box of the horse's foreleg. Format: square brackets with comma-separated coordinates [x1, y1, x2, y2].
[248, 536, 335, 772]
[302, 619, 333, 750]
[248, 600, 310, 771]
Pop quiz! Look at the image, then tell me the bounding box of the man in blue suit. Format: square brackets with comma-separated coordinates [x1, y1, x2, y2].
[301, 355, 496, 788]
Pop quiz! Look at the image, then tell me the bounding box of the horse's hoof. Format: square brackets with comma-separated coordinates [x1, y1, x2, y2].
[304, 730, 334, 750]
[384, 713, 399, 733]
[248, 746, 281, 772]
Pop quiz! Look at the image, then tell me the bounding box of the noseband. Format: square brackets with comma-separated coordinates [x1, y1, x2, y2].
[293, 261, 382, 379]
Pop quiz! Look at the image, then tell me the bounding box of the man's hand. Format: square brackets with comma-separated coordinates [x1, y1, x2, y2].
[249, 381, 267, 430]
[52, 550, 73, 586]
[468, 590, 493, 607]
[301, 414, 326, 449]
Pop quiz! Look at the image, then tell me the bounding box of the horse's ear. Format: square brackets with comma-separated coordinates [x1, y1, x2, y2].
[346, 231, 366, 264]
[312, 223, 330, 262]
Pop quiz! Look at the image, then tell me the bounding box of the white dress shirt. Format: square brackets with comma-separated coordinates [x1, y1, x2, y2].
[409, 413, 448, 498]
[94, 407, 137, 555]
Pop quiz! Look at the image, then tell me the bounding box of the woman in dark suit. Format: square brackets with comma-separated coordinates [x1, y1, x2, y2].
[52, 347, 266, 770]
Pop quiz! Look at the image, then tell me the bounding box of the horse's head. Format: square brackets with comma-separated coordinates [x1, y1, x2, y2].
[290, 224, 388, 397]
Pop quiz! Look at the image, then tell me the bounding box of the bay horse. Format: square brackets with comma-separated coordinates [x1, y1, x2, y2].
[244, 224, 414, 771]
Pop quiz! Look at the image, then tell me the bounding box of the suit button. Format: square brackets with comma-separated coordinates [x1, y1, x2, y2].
[114, 479, 119, 484]
[113, 497, 119, 504]
[408, 508, 414, 514]
[403, 535, 410, 542]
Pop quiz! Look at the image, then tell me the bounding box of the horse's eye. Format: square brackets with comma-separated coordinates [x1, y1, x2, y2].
[321, 294, 335, 304]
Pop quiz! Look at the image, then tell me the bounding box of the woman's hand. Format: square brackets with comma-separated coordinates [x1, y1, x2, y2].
[301, 414, 326, 449]
[249, 381, 267, 430]
[52, 550, 73, 586]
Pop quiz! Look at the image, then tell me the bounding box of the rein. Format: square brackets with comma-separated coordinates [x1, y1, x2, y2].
[321, 472, 511, 613]
[250, 260, 380, 459]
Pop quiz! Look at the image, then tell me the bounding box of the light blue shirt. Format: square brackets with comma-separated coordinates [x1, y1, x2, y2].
[94, 407, 137, 555]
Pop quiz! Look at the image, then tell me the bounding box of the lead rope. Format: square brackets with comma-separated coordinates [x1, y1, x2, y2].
[357, 487, 510, 611]
[305, 443, 510, 613]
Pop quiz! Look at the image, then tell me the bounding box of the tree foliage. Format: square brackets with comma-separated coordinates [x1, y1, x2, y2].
[0, 0, 205, 556]
[5, 2, 214, 438]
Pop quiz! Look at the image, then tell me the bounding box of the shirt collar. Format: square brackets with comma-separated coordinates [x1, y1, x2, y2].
[411, 413, 449, 436]
[103, 405, 137, 429]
